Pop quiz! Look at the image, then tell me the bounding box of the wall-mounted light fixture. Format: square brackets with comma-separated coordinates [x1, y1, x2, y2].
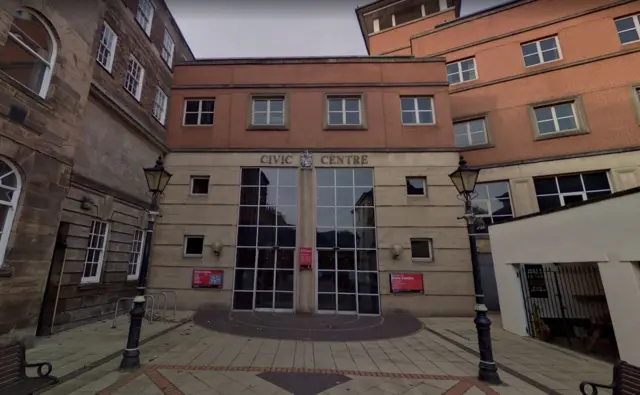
[80, 196, 95, 211]
[211, 241, 223, 256]
[391, 244, 403, 260]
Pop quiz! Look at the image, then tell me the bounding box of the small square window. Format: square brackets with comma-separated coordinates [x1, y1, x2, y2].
[453, 118, 488, 147]
[615, 14, 640, 45]
[410, 238, 433, 261]
[252, 97, 285, 126]
[446, 58, 477, 85]
[184, 236, 204, 256]
[533, 101, 579, 135]
[183, 99, 215, 125]
[400, 97, 434, 125]
[190, 176, 209, 195]
[327, 96, 362, 126]
[521, 36, 561, 67]
[406, 177, 427, 196]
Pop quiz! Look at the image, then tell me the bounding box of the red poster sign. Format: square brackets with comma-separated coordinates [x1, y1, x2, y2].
[390, 273, 424, 293]
[299, 247, 312, 271]
[192, 269, 223, 288]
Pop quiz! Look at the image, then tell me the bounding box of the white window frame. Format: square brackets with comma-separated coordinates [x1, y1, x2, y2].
[96, 22, 118, 72]
[124, 55, 145, 101]
[3, 9, 57, 98]
[533, 102, 579, 135]
[410, 238, 433, 262]
[183, 99, 215, 126]
[135, 0, 154, 36]
[453, 118, 488, 147]
[446, 58, 477, 85]
[521, 36, 562, 67]
[615, 14, 640, 45]
[406, 176, 427, 196]
[327, 97, 362, 126]
[81, 220, 109, 284]
[0, 159, 21, 268]
[252, 97, 285, 126]
[535, 173, 612, 209]
[189, 176, 210, 196]
[400, 97, 435, 125]
[183, 235, 204, 257]
[127, 229, 145, 280]
[152, 87, 168, 125]
[161, 29, 175, 66]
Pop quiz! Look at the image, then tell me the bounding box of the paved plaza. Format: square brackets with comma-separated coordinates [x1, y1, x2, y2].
[32, 312, 613, 395]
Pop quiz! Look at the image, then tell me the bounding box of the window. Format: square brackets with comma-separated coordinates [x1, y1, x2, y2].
[534, 172, 611, 212]
[406, 177, 426, 196]
[470, 182, 513, 233]
[81, 221, 109, 283]
[124, 55, 144, 101]
[453, 118, 488, 147]
[410, 239, 433, 261]
[615, 14, 640, 44]
[533, 102, 579, 135]
[0, 159, 21, 268]
[96, 22, 117, 72]
[400, 97, 434, 125]
[152, 87, 168, 124]
[446, 58, 477, 85]
[161, 29, 175, 66]
[183, 99, 215, 125]
[127, 229, 144, 280]
[190, 176, 209, 195]
[521, 37, 560, 67]
[0, 9, 57, 98]
[327, 97, 362, 126]
[135, 0, 154, 36]
[184, 235, 204, 257]
[252, 97, 285, 126]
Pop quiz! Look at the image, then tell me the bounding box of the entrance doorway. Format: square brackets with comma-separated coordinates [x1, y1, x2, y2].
[232, 168, 297, 311]
[315, 168, 380, 315]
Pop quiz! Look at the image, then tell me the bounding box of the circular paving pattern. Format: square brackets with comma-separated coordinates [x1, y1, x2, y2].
[192, 308, 423, 341]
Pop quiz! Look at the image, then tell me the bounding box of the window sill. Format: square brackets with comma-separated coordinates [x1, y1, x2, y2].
[183, 124, 214, 128]
[96, 62, 115, 78]
[401, 123, 437, 128]
[449, 79, 478, 87]
[78, 282, 108, 291]
[534, 129, 588, 141]
[458, 143, 495, 151]
[324, 125, 367, 131]
[183, 254, 203, 259]
[411, 258, 433, 263]
[247, 125, 289, 131]
[524, 58, 563, 70]
[125, 89, 142, 104]
[0, 267, 14, 278]
[0, 71, 52, 111]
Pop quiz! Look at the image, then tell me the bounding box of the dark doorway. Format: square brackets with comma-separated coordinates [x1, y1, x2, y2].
[478, 253, 500, 311]
[36, 222, 70, 336]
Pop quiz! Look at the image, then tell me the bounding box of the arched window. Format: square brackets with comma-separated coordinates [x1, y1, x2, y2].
[0, 159, 21, 267]
[0, 9, 57, 98]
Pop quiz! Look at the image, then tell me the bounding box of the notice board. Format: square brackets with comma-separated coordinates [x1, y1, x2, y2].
[389, 273, 424, 294]
[192, 269, 223, 288]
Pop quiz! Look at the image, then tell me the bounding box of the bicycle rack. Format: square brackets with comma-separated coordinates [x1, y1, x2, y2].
[112, 294, 155, 328]
[147, 292, 168, 322]
[161, 290, 178, 320]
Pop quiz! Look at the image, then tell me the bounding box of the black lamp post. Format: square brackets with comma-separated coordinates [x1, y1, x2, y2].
[448, 156, 502, 385]
[120, 156, 172, 371]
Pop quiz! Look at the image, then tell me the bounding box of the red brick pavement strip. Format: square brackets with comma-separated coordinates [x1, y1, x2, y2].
[98, 364, 504, 395]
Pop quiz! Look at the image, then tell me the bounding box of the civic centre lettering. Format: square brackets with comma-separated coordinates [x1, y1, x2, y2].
[260, 154, 293, 165]
[319, 155, 368, 165]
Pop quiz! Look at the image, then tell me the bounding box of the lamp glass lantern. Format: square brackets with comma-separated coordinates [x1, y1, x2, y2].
[448, 157, 479, 197]
[144, 157, 172, 196]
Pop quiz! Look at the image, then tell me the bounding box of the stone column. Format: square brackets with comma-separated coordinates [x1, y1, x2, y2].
[297, 167, 314, 313]
[597, 259, 640, 365]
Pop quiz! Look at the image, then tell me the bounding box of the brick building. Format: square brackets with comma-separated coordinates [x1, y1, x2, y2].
[0, 0, 192, 339]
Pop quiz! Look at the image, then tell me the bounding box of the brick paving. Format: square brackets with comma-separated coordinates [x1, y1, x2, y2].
[38, 313, 614, 395]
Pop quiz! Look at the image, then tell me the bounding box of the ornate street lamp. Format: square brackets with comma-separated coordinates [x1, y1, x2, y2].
[120, 157, 172, 370]
[448, 156, 501, 385]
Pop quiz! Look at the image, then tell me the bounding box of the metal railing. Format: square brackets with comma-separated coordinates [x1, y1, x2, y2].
[111, 291, 179, 328]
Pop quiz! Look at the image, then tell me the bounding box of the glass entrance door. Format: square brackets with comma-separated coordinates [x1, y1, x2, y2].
[315, 168, 380, 315]
[233, 168, 297, 311]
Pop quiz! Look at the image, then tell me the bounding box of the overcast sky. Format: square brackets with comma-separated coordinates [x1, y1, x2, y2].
[166, 0, 368, 58]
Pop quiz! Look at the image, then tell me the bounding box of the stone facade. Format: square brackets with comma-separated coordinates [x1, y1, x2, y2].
[149, 151, 475, 317]
[0, 0, 102, 339]
[40, 0, 194, 333]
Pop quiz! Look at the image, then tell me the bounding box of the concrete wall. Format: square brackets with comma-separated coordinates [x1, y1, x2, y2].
[489, 191, 640, 364]
[149, 151, 475, 317]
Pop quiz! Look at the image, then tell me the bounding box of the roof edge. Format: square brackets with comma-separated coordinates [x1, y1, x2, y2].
[175, 56, 446, 66]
